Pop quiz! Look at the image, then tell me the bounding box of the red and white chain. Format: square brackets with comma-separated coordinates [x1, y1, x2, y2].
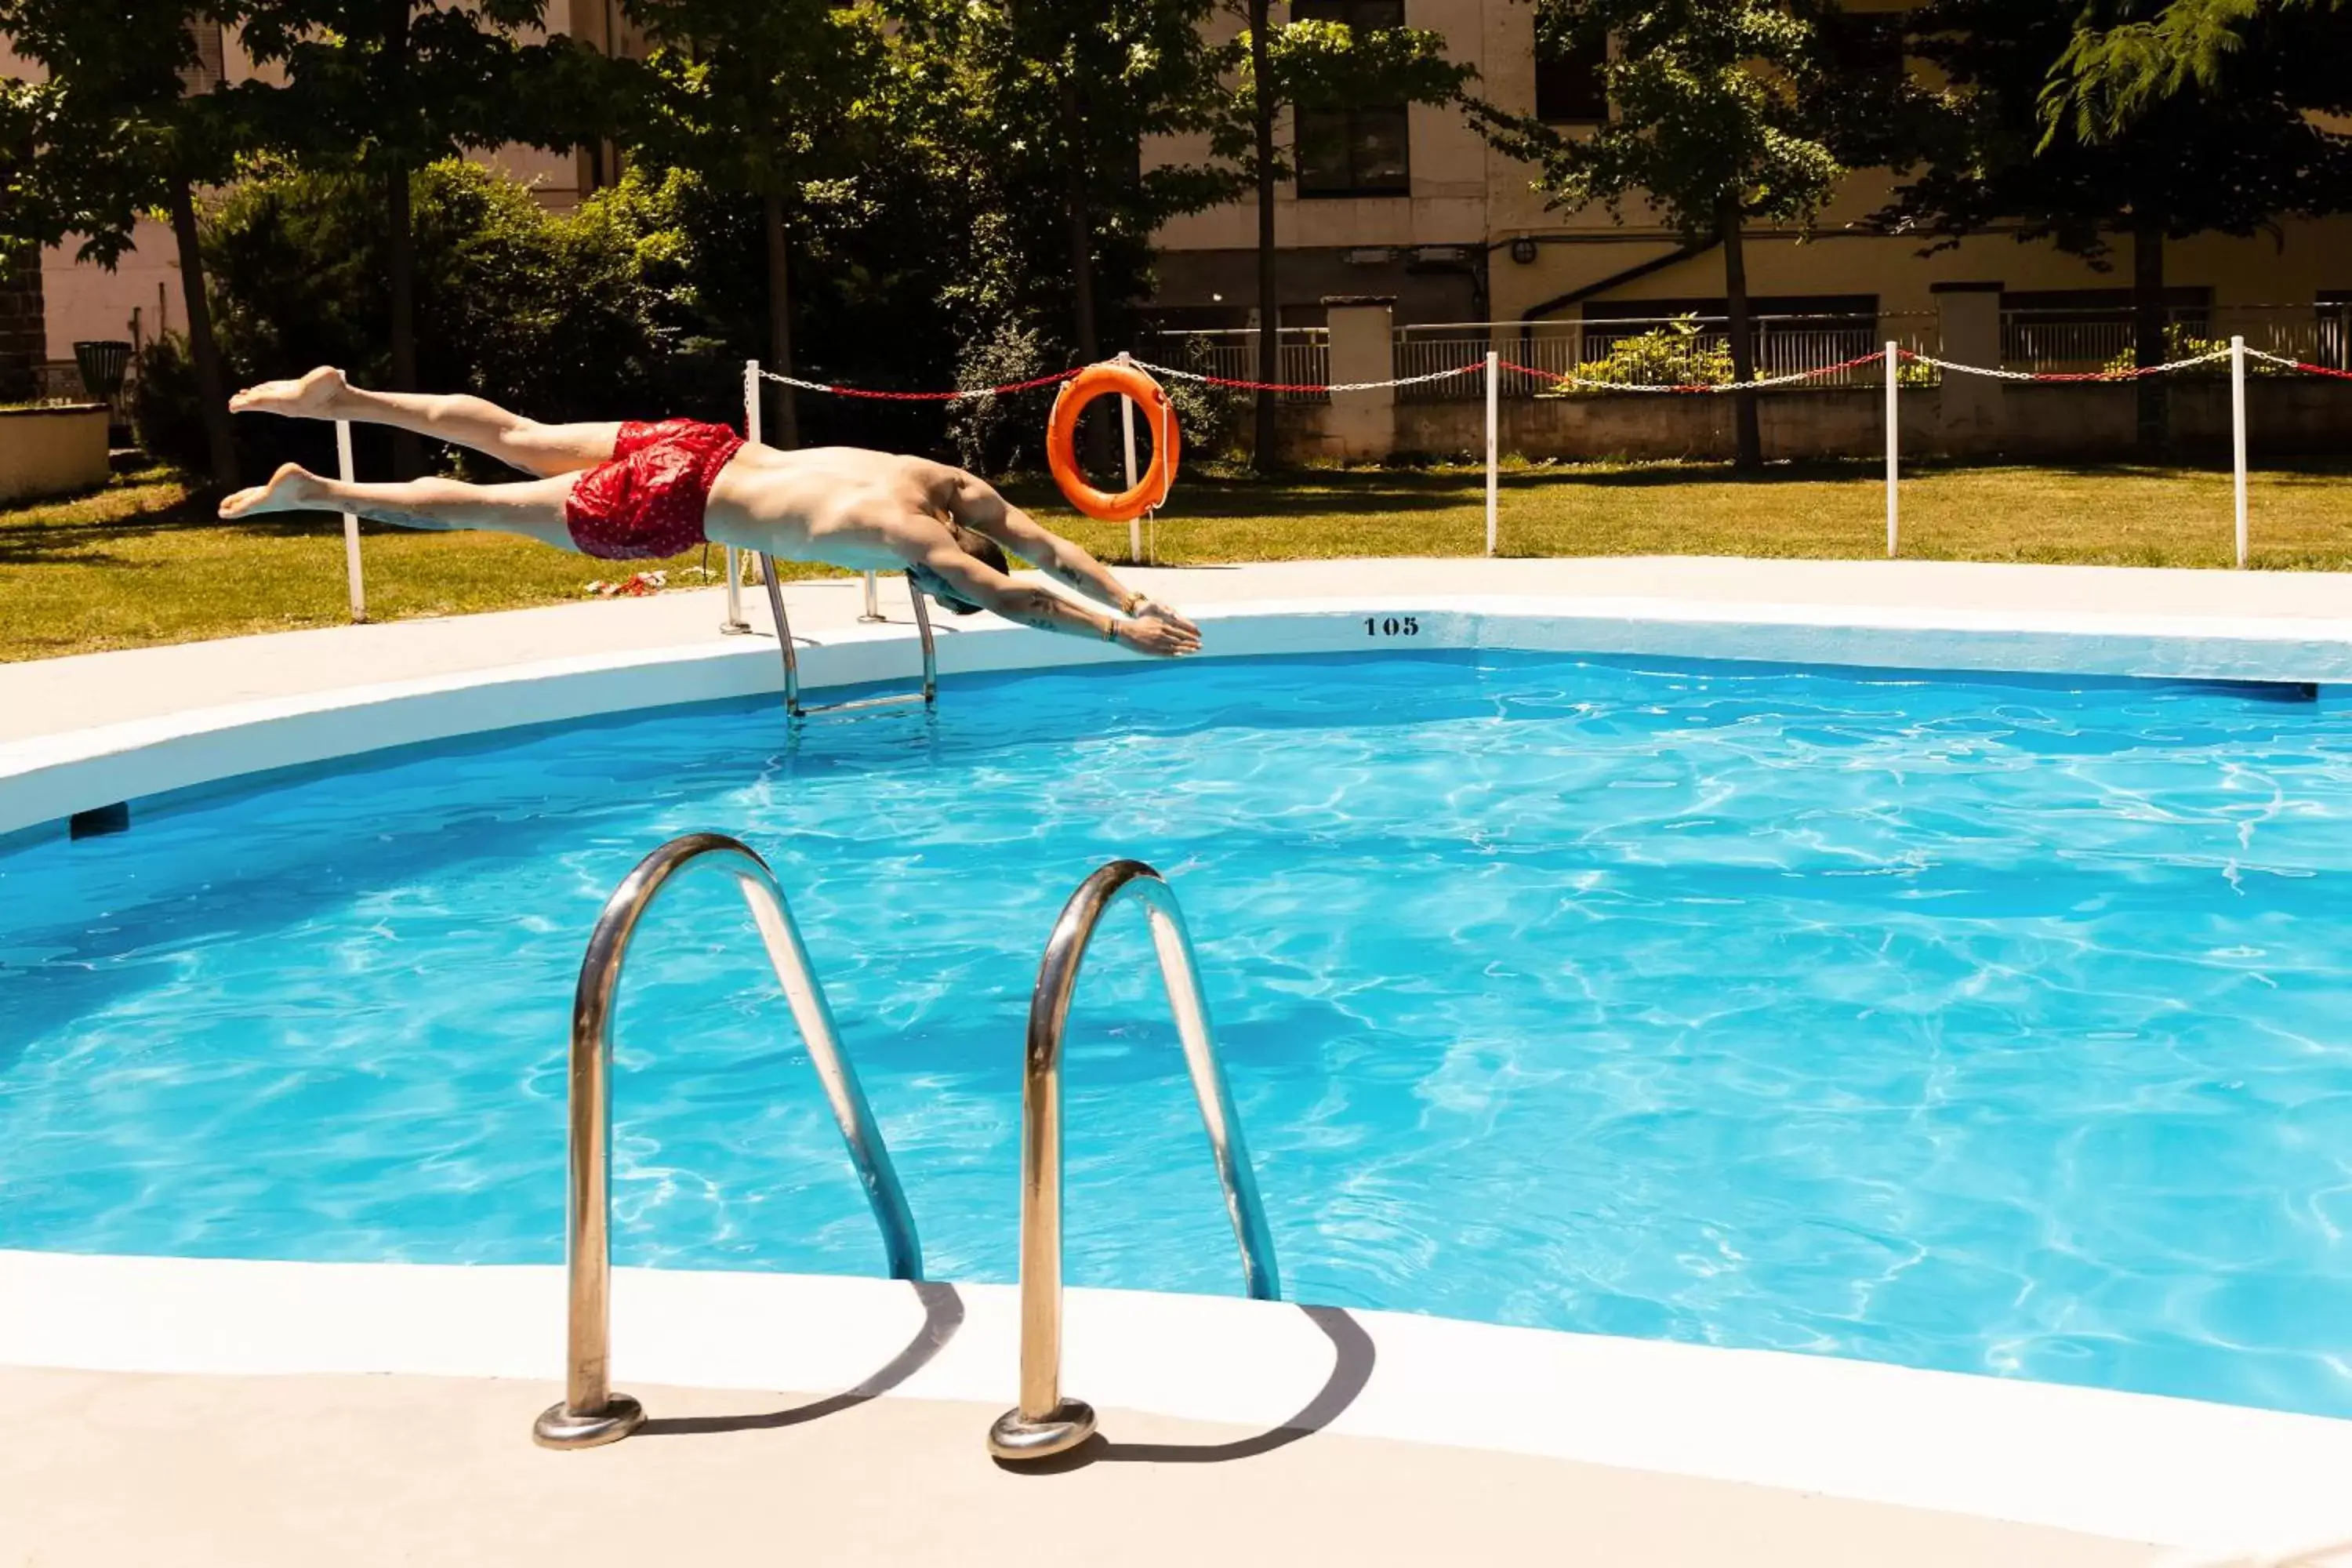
[1130, 359, 1486, 394]
[753, 342, 2351, 401]
[757, 366, 1080, 402]
[1494, 350, 1890, 394]
[1896, 346, 2234, 383]
[2245, 347, 2352, 383]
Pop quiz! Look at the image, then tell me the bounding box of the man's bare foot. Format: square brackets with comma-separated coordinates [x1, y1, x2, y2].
[228, 366, 347, 418]
[219, 463, 328, 519]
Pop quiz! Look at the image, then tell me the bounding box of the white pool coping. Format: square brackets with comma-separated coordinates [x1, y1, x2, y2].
[4, 1248, 2350, 1556]
[7, 591, 2352, 840]
[9, 586, 2352, 1555]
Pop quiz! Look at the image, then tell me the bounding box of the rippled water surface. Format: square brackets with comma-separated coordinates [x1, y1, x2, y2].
[6, 652, 2352, 1417]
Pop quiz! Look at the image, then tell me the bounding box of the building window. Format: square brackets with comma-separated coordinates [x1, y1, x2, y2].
[1296, 106, 1410, 197]
[1294, 0, 1405, 26]
[179, 20, 227, 94]
[1293, 0, 1412, 198]
[1535, 31, 1606, 123]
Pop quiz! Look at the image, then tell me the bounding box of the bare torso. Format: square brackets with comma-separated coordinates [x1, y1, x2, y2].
[706, 445, 962, 570]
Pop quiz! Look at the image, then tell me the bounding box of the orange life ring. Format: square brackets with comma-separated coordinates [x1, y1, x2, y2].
[1047, 362, 1180, 521]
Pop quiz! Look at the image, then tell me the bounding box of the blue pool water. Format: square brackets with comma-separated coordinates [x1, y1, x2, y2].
[5, 651, 2351, 1417]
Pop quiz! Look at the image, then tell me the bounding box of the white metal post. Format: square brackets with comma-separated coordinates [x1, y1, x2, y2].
[2230, 335, 2249, 569]
[1483, 350, 1499, 556]
[860, 571, 882, 621]
[336, 418, 365, 623]
[726, 361, 757, 631]
[1119, 350, 1142, 564]
[1883, 341, 1900, 559]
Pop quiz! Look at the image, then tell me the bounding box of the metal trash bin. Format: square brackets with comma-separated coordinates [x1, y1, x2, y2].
[73, 339, 133, 443]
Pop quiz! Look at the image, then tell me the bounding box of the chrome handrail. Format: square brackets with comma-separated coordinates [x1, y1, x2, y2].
[762, 559, 937, 719]
[534, 832, 924, 1450]
[987, 860, 1279, 1462]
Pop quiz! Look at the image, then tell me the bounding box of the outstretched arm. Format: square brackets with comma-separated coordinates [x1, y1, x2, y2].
[909, 531, 1200, 658]
[943, 471, 1199, 636]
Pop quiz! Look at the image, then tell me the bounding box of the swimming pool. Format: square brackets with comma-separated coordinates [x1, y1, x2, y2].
[5, 648, 2350, 1421]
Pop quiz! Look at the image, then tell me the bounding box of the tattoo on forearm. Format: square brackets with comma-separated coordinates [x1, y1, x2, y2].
[998, 588, 1107, 641]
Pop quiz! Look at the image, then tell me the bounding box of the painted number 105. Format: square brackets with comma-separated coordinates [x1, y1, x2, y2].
[1364, 615, 1420, 638]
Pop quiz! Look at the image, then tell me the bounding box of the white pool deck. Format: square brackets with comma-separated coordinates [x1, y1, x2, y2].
[8, 554, 2352, 743]
[9, 556, 2352, 1566]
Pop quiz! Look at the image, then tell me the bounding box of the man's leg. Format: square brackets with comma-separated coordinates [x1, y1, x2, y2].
[219, 463, 583, 550]
[230, 367, 622, 478]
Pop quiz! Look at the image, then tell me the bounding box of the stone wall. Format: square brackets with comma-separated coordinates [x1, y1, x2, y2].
[0, 405, 110, 503]
[0, 246, 43, 404]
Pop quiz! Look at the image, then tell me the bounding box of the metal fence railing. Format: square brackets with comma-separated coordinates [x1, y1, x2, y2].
[2000, 304, 2347, 374]
[1140, 329, 1330, 402]
[1399, 314, 1940, 397]
[34, 361, 91, 402]
[1393, 328, 1494, 401]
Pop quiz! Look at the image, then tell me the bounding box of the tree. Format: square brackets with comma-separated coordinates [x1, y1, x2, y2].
[1227, 5, 1470, 471]
[133, 158, 707, 474]
[0, 1, 251, 487]
[619, 0, 891, 449]
[2047, 0, 2351, 133]
[898, 0, 1236, 470]
[1474, 0, 1842, 471]
[1879, 0, 2352, 451]
[238, 0, 589, 474]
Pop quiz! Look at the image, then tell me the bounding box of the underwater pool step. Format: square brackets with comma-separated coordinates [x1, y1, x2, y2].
[761, 558, 938, 720]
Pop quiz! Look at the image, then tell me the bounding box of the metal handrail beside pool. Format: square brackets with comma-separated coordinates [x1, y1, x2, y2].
[987, 859, 1280, 1462]
[763, 559, 938, 719]
[532, 832, 924, 1450]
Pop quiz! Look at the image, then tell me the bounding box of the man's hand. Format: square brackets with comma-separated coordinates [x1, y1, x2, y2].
[1130, 597, 1200, 637]
[1116, 612, 1202, 658]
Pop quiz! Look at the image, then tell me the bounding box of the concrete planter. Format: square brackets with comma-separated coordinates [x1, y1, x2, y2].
[0, 403, 111, 504]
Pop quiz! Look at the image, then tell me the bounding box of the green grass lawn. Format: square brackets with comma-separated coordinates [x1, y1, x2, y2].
[4, 456, 2347, 662]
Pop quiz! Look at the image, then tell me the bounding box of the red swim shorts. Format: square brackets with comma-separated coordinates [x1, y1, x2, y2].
[564, 418, 747, 561]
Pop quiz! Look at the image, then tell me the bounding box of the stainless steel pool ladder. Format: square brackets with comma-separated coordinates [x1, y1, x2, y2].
[987, 859, 1281, 1462]
[533, 832, 924, 1450]
[761, 557, 937, 720]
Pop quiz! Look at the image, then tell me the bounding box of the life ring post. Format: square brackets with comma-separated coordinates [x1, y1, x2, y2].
[1117, 352, 1142, 563]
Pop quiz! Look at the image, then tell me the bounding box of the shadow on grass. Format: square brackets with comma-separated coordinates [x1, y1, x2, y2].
[16, 454, 2348, 568]
[0, 492, 346, 568]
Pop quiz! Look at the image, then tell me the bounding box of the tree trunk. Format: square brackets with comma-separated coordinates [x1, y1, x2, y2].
[386, 162, 421, 478]
[1250, 0, 1279, 474]
[2132, 212, 2169, 456]
[167, 175, 239, 490]
[382, 0, 419, 477]
[1062, 75, 1114, 474]
[763, 190, 800, 448]
[1719, 196, 1761, 471]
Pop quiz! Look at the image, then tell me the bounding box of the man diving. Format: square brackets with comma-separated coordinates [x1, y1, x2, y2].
[220, 368, 1203, 657]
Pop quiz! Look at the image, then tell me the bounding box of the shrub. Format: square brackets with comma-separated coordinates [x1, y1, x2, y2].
[129, 334, 219, 475]
[1551, 315, 1734, 394]
[946, 318, 1061, 478]
[1162, 334, 1251, 462]
[140, 160, 704, 479]
[2100, 321, 2281, 376]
